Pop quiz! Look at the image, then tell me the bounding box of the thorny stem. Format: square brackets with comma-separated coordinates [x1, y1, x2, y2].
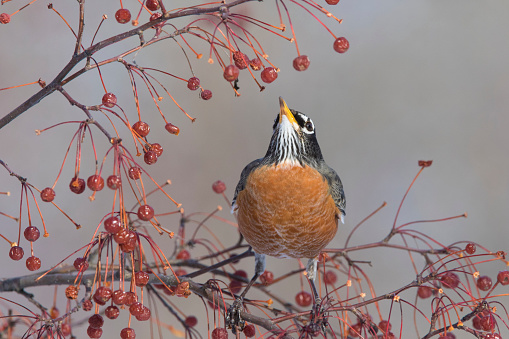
[0, 0, 256, 130]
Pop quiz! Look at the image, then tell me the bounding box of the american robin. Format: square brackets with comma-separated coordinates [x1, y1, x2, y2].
[227, 97, 346, 330]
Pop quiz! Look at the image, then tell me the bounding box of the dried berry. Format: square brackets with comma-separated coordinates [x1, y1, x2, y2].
[107, 175, 121, 189]
[9, 246, 24, 261]
[102, 93, 117, 108]
[293, 55, 310, 71]
[24, 226, 40, 242]
[223, 64, 240, 82]
[40, 187, 55, 202]
[87, 175, 104, 191]
[333, 37, 349, 53]
[201, 89, 212, 100]
[165, 122, 180, 135]
[132, 121, 150, 137]
[187, 77, 200, 90]
[261, 67, 278, 83]
[212, 180, 226, 194]
[69, 177, 86, 194]
[115, 8, 131, 24]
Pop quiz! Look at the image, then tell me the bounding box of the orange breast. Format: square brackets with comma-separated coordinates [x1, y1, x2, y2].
[236, 164, 339, 259]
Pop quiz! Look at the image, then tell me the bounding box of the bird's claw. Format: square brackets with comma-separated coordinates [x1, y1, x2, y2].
[226, 297, 246, 332]
[307, 298, 328, 334]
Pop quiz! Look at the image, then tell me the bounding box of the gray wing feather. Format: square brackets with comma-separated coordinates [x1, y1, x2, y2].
[232, 158, 263, 208]
[317, 162, 346, 218]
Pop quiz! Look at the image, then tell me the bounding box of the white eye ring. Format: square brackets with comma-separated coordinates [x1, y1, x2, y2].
[302, 120, 314, 134]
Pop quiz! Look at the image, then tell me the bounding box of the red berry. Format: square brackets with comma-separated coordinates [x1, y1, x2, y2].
[233, 51, 249, 70]
[250, 58, 262, 71]
[112, 290, 127, 305]
[132, 121, 150, 137]
[146, 0, 160, 11]
[333, 37, 349, 53]
[440, 272, 460, 289]
[40, 187, 55, 202]
[101, 93, 117, 108]
[120, 328, 136, 339]
[325, 0, 339, 4]
[120, 231, 137, 253]
[61, 323, 71, 336]
[201, 89, 212, 100]
[223, 64, 240, 82]
[0, 13, 11, 24]
[323, 270, 337, 285]
[73, 257, 89, 271]
[135, 305, 151, 321]
[135, 271, 150, 286]
[229, 280, 242, 294]
[417, 285, 432, 299]
[150, 143, 163, 157]
[480, 312, 496, 331]
[476, 275, 493, 291]
[93, 286, 112, 305]
[137, 205, 154, 221]
[184, 315, 197, 327]
[261, 67, 278, 83]
[497, 270, 509, 285]
[485, 334, 502, 339]
[295, 291, 312, 307]
[104, 216, 122, 234]
[176, 250, 190, 260]
[260, 271, 274, 284]
[114, 228, 129, 244]
[87, 175, 104, 191]
[378, 320, 392, 333]
[144, 150, 158, 165]
[165, 122, 180, 135]
[128, 167, 142, 180]
[129, 302, 144, 316]
[107, 175, 122, 189]
[125, 292, 139, 305]
[293, 55, 310, 71]
[9, 246, 24, 261]
[187, 77, 200, 90]
[26, 256, 42, 271]
[149, 12, 163, 28]
[115, 8, 131, 24]
[83, 299, 93, 311]
[465, 243, 476, 254]
[243, 324, 256, 337]
[69, 177, 86, 194]
[24, 226, 40, 242]
[105, 305, 119, 319]
[88, 314, 104, 329]
[348, 323, 362, 337]
[438, 333, 456, 339]
[87, 326, 102, 338]
[212, 180, 226, 194]
[211, 328, 228, 339]
[233, 270, 248, 280]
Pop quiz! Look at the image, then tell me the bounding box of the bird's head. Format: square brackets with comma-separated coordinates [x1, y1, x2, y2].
[265, 97, 324, 167]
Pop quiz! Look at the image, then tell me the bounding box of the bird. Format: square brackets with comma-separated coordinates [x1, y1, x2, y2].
[226, 97, 346, 332]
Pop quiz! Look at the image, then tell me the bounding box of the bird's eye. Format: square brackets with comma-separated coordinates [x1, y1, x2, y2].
[305, 120, 314, 132]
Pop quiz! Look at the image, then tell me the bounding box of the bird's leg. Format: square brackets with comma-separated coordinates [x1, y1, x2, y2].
[226, 253, 266, 332]
[306, 258, 328, 333]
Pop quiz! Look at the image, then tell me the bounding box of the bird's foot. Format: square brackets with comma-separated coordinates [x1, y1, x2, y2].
[226, 297, 246, 332]
[306, 298, 328, 335]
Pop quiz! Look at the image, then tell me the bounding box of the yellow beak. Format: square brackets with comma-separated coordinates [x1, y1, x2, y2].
[279, 97, 298, 126]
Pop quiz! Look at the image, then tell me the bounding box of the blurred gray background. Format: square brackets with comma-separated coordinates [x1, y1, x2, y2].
[1, 0, 508, 337]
